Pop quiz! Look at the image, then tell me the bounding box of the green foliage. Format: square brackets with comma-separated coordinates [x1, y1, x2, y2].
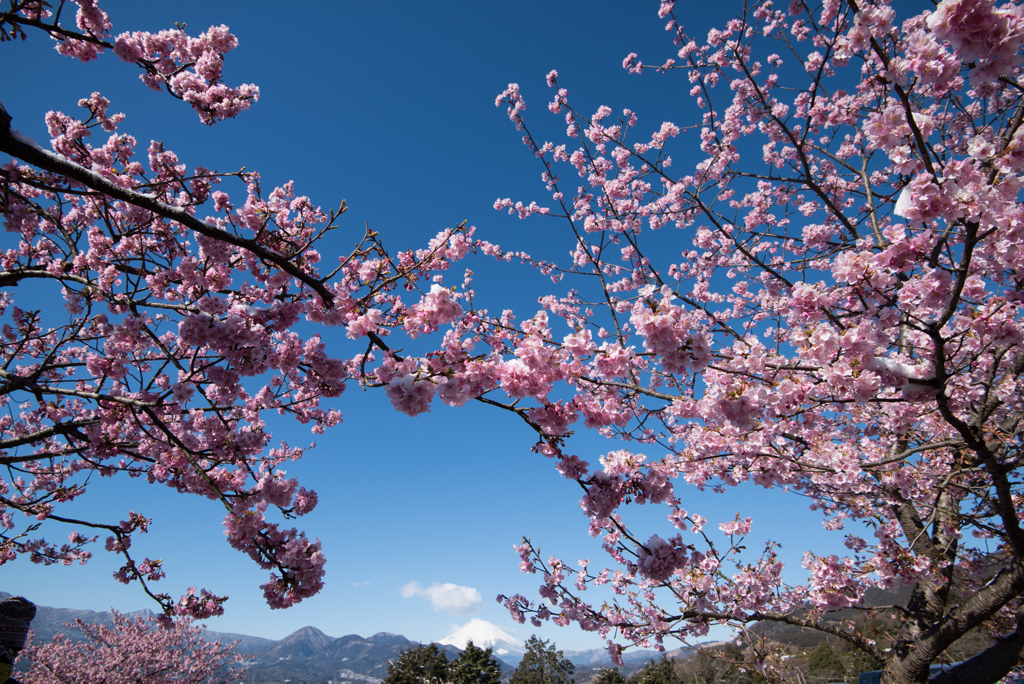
[383, 643, 451, 684]
[629, 656, 677, 684]
[594, 667, 627, 684]
[844, 648, 883, 679]
[808, 642, 846, 682]
[450, 640, 503, 684]
[715, 644, 759, 684]
[510, 636, 575, 684]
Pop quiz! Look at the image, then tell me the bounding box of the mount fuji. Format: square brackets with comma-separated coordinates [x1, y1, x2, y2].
[437, 619, 526, 660]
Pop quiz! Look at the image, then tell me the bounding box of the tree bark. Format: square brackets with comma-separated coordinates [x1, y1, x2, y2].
[927, 608, 1024, 684]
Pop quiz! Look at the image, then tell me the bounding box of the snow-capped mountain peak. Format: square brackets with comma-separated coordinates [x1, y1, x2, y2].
[437, 619, 525, 656]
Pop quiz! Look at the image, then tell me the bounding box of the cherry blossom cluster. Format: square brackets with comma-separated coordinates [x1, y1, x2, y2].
[467, 0, 1024, 681]
[926, 0, 1024, 86]
[113, 24, 259, 124]
[2, 0, 258, 124]
[0, 4, 477, 619]
[5, 1, 1024, 682]
[19, 610, 245, 683]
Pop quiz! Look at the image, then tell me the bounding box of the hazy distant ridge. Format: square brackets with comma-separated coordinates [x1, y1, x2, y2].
[4, 594, 663, 682]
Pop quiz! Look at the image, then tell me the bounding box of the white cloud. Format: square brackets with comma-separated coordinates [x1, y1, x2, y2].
[400, 581, 483, 616]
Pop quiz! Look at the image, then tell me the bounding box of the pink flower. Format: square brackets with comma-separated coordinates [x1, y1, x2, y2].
[403, 285, 463, 338]
[593, 343, 632, 378]
[927, 0, 1024, 83]
[346, 308, 384, 340]
[719, 517, 752, 536]
[386, 374, 436, 416]
[636, 534, 688, 582]
[893, 174, 960, 225]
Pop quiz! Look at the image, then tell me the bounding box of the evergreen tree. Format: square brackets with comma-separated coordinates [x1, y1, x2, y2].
[837, 636, 883, 679]
[450, 640, 503, 684]
[808, 642, 847, 682]
[510, 636, 575, 684]
[630, 656, 677, 684]
[595, 667, 627, 684]
[383, 643, 452, 684]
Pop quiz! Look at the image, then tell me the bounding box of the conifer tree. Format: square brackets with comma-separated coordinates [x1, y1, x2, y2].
[595, 667, 626, 684]
[630, 656, 677, 684]
[510, 637, 574, 684]
[808, 642, 847, 683]
[450, 640, 503, 684]
[383, 644, 451, 684]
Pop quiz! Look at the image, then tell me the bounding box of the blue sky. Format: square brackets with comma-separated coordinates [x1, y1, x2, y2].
[2, 0, 861, 652]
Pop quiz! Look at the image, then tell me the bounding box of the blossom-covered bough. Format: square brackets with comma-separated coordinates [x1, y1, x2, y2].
[475, 2, 1024, 683]
[3, 1, 1024, 683]
[0, 1, 472, 620]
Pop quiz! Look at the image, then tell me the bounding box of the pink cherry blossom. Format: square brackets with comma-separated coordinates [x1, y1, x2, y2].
[20, 611, 245, 683]
[386, 374, 437, 416]
[4, 2, 1024, 683]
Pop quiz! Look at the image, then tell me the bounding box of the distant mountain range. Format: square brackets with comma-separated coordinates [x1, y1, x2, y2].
[433, 616, 674, 668]
[3, 593, 667, 683]
[0, 592, 276, 657]
[243, 627, 463, 683]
